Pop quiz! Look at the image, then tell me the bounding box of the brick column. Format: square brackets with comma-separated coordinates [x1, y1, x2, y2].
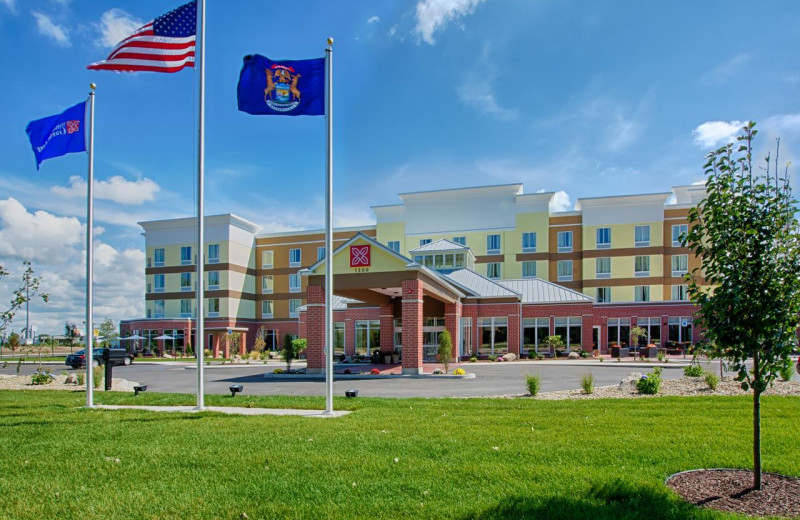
[306, 284, 326, 374]
[508, 308, 521, 357]
[239, 332, 247, 356]
[212, 333, 220, 358]
[345, 319, 355, 357]
[582, 315, 593, 353]
[444, 301, 462, 361]
[401, 279, 424, 374]
[222, 334, 230, 359]
[379, 303, 395, 358]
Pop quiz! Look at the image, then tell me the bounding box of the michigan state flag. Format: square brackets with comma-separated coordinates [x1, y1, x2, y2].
[25, 101, 87, 169]
[237, 55, 325, 116]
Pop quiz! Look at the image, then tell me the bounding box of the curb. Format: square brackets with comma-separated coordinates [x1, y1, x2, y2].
[262, 372, 476, 381]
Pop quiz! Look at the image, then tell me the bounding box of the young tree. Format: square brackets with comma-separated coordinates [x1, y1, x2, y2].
[685, 122, 800, 490]
[6, 332, 20, 353]
[97, 318, 119, 348]
[281, 335, 305, 371]
[629, 326, 647, 360]
[254, 326, 267, 352]
[438, 330, 453, 373]
[0, 261, 48, 340]
[64, 321, 80, 352]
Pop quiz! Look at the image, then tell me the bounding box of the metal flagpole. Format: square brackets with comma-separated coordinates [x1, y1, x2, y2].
[195, 0, 206, 410]
[324, 38, 334, 414]
[85, 83, 96, 407]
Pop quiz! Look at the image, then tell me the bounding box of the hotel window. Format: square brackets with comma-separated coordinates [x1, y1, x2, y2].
[262, 275, 273, 294]
[289, 248, 301, 267]
[596, 287, 611, 303]
[262, 250, 274, 269]
[634, 285, 650, 302]
[557, 231, 573, 252]
[454, 254, 465, 268]
[180, 299, 192, 318]
[634, 225, 650, 247]
[289, 274, 301, 293]
[486, 262, 501, 279]
[522, 318, 550, 356]
[154, 248, 165, 267]
[154, 274, 165, 293]
[180, 272, 192, 291]
[317, 246, 325, 261]
[147, 308, 152, 319]
[387, 241, 400, 252]
[486, 234, 501, 254]
[181, 246, 192, 265]
[637, 317, 661, 347]
[554, 317, 582, 353]
[419, 239, 431, 246]
[208, 298, 220, 317]
[557, 260, 573, 282]
[672, 224, 688, 247]
[522, 232, 537, 253]
[596, 257, 611, 279]
[262, 300, 273, 318]
[208, 244, 219, 264]
[607, 318, 631, 348]
[671, 284, 689, 301]
[289, 299, 301, 318]
[452, 236, 466, 246]
[334, 322, 346, 356]
[668, 317, 693, 348]
[478, 317, 508, 356]
[596, 228, 611, 249]
[208, 271, 219, 290]
[634, 255, 650, 277]
[522, 261, 536, 278]
[155, 300, 165, 318]
[671, 254, 688, 277]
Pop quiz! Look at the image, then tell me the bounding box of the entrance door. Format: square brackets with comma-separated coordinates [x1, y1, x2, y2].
[593, 326, 601, 353]
[460, 317, 473, 357]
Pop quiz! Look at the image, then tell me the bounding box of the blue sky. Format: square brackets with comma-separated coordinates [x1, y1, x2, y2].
[1, 0, 799, 334]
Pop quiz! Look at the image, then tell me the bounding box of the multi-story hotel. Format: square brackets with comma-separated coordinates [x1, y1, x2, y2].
[121, 182, 705, 372]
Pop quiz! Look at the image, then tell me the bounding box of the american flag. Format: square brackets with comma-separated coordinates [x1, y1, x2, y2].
[87, 1, 196, 73]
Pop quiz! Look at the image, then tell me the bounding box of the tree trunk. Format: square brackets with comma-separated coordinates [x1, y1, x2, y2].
[753, 351, 762, 490]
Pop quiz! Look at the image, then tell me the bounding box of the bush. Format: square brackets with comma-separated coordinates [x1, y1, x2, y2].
[778, 363, 794, 382]
[525, 374, 541, 396]
[657, 351, 665, 362]
[370, 368, 380, 375]
[453, 368, 466, 375]
[704, 371, 720, 390]
[272, 368, 283, 374]
[469, 356, 477, 363]
[248, 349, 260, 361]
[31, 371, 54, 385]
[580, 373, 594, 394]
[93, 369, 103, 389]
[77, 372, 85, 386]
[636, 367, 662, 395]
[488, 355, 497, 362]
[438, 330, 453, 374]
[579, 349, 589, 358]
[683, 364, 704, 377]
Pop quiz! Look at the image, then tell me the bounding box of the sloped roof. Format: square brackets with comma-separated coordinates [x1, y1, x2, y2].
[497, 278, 594, 304]
[297, 295, 362, 313]
[409, 239, 470, 253]
[444, 269, 520, 299]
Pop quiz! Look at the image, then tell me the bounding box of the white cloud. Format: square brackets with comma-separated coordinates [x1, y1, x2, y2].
[51, 175, 161, 205]
[0, 198, 83, 263]
[692, 120, 745, 148]
[388, 25, 398, 38]
[367, 15, 380, 24]
[457, 44, 517, 120]
[96, 8, 142, 47]
[414, 0, 485, 45]
[701, 53, 752, 85]
[549, 190, 572, 212]
[1, 0, 16, 13]
[31, 11, 70, 46]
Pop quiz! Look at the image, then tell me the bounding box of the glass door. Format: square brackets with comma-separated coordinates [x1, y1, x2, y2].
[460, 317, 472, 357]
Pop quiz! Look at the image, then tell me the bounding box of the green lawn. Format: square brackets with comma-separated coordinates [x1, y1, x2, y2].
[1, 391, 798, 519]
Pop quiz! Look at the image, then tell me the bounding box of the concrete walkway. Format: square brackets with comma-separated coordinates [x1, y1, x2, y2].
[92, 404, 350, 418]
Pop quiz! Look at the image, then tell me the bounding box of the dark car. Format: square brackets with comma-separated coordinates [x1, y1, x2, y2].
[65, 348, 133, 369]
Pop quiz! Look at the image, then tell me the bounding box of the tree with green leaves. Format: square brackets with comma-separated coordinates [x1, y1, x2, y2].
[629, 326, 647, 360]
[64, 321, 80, 352]
[438, 330, 453, 373]
[685, 122, 800, 490]
[544, 335, 565, 357]
[6, 332, 20, 353]
[0, 261, 48, 341]
[281, 335, 305, 371]
[97, 317, 119, 348]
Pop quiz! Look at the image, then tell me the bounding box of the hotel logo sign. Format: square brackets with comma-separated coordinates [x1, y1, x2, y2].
[350, 245, 371, 270]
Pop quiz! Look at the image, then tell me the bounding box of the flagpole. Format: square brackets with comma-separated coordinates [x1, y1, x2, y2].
[195, 0, 206, 410]
[324, 38, 334, 414]
[85, 83, 96, 407]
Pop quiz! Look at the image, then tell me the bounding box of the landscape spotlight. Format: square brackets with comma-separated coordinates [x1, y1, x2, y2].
[133, 384, 148, 397]
[229, 384, 244, 397]
[345, 389, 358, 398]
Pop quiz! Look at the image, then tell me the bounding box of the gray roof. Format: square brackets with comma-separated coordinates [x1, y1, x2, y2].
[444, 269, 520, 299]
[297, 295, 362, 312]
[497, 279, 594, 304]
[409, 239, 470, 253]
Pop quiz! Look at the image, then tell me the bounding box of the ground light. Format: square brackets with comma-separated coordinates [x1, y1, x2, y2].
[133, 384, 147, 397]
[345, 389, 358, 398]
[229, 384, 243, 397]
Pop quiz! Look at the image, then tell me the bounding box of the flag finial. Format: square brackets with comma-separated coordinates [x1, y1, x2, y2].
[327, 37, 334, 46]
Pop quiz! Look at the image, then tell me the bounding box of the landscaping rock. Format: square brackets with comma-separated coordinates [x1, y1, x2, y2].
[502, 353, 516, 362]
[568, 352, 580, 359]
[64, 373, 78, 385]
[618, 372, 642, 391]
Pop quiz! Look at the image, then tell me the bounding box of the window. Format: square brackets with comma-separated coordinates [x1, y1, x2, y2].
[596, 287, 611, 303]
[154, 300, 165, 318]
[634, 255, 650, 277]
[607, 318, 631, 348]
[554, 317, 582, 353]
[671, 284, 689, 301]
[289, 299, 301, 318]
[180, 299, 192, 318]
[334, 322, 346, 356]
[557, 260, 573, 281]
[671, 254, 688, 277]
[208, 271, 219, 290]
[262, 275, 273, 294]
[180, 272, 192, 291]
[262, 250, 274, 269]
[522, 232, 537, 253]
[208, 244, 219, 264]
[486, 262, 501, 279]
[289, 248, 301, 267]
[454, 254, 465, 268]
[419, 239, 431, 246]
[154, 274, 165, 293]
[478, 317, 508, 356]
[668, 317, 693, 348]
[355, 320, 381, 356]
[181, 246, 192, 265]
[208, 298, 220, 317]
[637, 317, 661, 347]
[596, 257, 611, 279]
[634, 285, 650, 302]
[387, 241, 400, 252]
[596, 228, 611, 249]
[557, 231, 573, 252]
[317, 246, 325, 261]
[262, 300, 273, 318]
[147, 308, 151, 319]
[452, 236, 466, 246]
[154, 248, 165, 267]
[289, 274, 301, 293]
[634, 225, 650, 247]
[672, 224, 688, 247]
[522, 261, 536, 278]
[486, 234, 501, 254]
[522, 318, 550, 355]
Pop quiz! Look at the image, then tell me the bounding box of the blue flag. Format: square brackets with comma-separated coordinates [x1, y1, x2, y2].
[25, 101, 87, 169]
[237, 55, 325, 116]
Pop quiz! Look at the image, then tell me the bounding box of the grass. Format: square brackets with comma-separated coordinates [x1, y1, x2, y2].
[0, 391, 799, 519]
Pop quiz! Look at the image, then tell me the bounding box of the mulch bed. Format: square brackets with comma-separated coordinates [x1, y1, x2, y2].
[666, 469, 800, 518]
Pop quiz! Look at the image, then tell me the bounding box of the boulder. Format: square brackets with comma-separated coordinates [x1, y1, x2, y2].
[65, 373, 78, 385]
[568, 352, 580, 359]
[502, 353, 517, 362]
[618, 372, 642, 391]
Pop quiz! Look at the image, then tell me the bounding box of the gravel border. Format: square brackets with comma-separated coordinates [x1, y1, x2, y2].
[0, 374, 139, 392]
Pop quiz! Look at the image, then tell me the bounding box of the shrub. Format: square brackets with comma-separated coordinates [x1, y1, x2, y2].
[525, 374, 541, 396]
[76, 372, 85, 386]
[31, 371, 54, 385]
[93, 369, 103, 389]
[778, 363, 794, 382]
[579, 349, 589, 358]
[636, 367, 662, 395]
[343, 368, 351, 374]
[203, 349, 212, 359]
[683, 364, 704, 377]
[469, 356, 478, 363]
[657, 351, 665, 362]
[272, 368, 283, 374]
[438, 330, 453, 374]
[495, 356, 504, 362]
[370, 368, 380, 375]
[580, 373, 594, 394]
[248, 349, 260, 361]
[488, 355, 497, 362]
[453, 368, 466, 375]
[704, 371, 720, 390]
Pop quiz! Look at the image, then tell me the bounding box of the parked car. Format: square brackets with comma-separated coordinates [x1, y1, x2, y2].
[65, 348, 133, 369]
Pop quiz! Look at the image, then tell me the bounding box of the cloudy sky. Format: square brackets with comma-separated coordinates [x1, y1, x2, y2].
[1, 0, 799, 335]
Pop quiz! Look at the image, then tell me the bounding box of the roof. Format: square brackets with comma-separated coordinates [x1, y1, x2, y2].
[409, 239, 470, 253]
[297, 295, 361, 312]
[444, 269, 520, 299]
[496, 278, 594, 304]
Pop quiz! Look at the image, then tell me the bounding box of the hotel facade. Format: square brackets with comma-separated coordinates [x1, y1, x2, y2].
[121, 182, 705, 373]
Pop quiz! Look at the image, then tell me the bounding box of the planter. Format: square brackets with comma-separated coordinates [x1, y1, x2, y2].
[391, 353, 400, 364]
